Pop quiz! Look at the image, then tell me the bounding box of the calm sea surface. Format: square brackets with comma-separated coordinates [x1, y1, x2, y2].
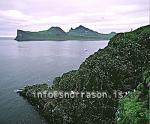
[0, 40, 108, 124]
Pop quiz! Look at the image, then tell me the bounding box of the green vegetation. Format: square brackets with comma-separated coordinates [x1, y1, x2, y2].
[117, 69, 150, 124]
[15, 25, 116, 41]
[19, 25, 150, 124]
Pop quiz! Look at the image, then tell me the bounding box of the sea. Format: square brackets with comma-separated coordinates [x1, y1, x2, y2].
[0, 39, 109, 124]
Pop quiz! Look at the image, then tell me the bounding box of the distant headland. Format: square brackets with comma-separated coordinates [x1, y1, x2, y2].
[15, 25, 116, 41]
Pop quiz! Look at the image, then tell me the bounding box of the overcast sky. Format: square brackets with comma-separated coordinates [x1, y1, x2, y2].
[0, 0, 149, 36]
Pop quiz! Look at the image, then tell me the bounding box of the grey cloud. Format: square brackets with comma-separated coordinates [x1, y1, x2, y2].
[0, 0, 149, 36]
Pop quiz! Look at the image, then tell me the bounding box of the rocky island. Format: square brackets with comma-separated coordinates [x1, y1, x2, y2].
[15, 25, 116, 41]
[19, 25, 150, 124]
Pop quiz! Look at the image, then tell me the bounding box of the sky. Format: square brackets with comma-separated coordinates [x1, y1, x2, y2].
[0, 0, 149, 37]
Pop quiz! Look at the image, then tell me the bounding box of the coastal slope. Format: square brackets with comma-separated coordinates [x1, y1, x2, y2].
[19, 25, 150, 124]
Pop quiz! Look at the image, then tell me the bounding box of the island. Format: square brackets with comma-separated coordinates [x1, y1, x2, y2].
[18, 25, 150, 124]
[15, 25, 116, 41]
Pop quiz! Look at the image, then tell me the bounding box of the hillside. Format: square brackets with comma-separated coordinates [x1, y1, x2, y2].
[19, 25, 150, 124]
[15, 25, 116, 41]
[67, 25, 116, 40]
[117, 69, 149, 124]
[15, 27, 67, 41]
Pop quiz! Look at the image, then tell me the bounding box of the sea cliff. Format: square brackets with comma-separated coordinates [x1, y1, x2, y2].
[15, 25, 116, 41]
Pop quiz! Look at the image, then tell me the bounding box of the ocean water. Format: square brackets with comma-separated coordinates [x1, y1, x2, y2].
[0, 40, 108, 124]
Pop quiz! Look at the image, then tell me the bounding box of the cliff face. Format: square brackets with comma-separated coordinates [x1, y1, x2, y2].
[15, 25, 116, 41]
[15, 27, 67, 41]
[19, 25, 150, 124]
